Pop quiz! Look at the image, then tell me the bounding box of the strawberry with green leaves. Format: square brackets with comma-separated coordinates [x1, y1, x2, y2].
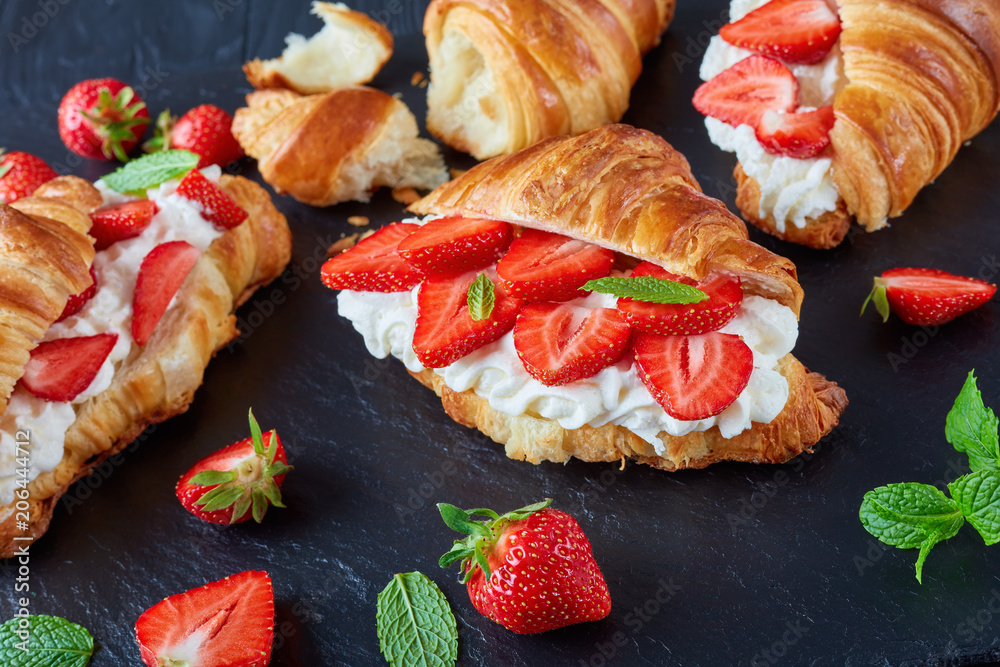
[58, 78, 150, 162]
[0, 150, 57, 203]
[862, 267, 996, 326]
[145, 105, 245, 169]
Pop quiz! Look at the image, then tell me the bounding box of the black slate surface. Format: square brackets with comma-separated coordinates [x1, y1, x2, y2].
[1, 1, 1000, 665]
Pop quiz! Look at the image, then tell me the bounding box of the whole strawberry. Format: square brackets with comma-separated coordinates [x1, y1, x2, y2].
[58, 78, 150, 162]
[0, 150, 57, 203]
[145, 105, 244, 168]
[438, 499, 611, 634]
[862, 267, 997, 326]
[175, 409, 291, 524]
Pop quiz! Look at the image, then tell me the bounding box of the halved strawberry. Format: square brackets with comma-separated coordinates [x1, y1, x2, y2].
[618, 263, 743, 335]
[57, 266, 98, 322]
[633, 331, 753, 421]
[175, 168, 248, 229]
[755, 106, 835, 159]
[514, 303, 632, 386]
[132, 241, 201, 346]
[720, 0, 842, 66]
[134, 570, 274, 667]
[496, 229, 615, 302]
[20, 333, 118, 402]
[90, 199, 158, 249]
[321, 223, 424, 292]
[692, 54, 799, 128]
[862, 267, 997, 326]
[397, 216, 513, 276]
[414, 270, 523, 368]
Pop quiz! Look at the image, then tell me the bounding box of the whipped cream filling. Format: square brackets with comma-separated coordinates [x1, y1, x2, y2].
[0, 167, 224, 506]
[699, 0, 846, 231]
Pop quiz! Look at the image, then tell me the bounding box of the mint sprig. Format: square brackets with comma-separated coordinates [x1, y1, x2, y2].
[467, 273, 495, 321]
[376, 572, 458, 667]
[583, 276, 707, 304]
[0, 615, 94, 667]
[949, 470, 1000, 545]
[945, 371, 1000, 472]
[102, 149, 199, 194]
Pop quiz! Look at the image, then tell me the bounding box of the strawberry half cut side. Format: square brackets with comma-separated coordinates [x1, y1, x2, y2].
[175, 168, 248, 229]
[633, 331, 754, 421]
[692, 54, 799, 129]
[496, 229, 615, 302]
[618, 263, 743, 335]
[861, 267, 997, 326]
[90, 199, 158, 250]
[20, 332, 118, 402]
[513, 302, 632, 386]
[321, 222, 424, 292]
[755, 106, 835, 159]
[720, 0, 842, 66]
[134, 570, 275, 667]
[132, 241, 201, 346]
[396, 215, 513, 276]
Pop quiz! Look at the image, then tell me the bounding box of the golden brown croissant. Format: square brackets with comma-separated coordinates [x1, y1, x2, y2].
[233, 87, 448, 207]
[423, 0, 676, 160]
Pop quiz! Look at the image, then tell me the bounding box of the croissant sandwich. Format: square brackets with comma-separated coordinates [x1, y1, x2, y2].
[423, 0, 676, 160]
[695, 0, 1000, 248]
[322, 124, 847, 471]
[0, 166, 291, 557]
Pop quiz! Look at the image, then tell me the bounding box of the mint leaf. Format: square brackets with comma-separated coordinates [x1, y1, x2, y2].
[584, 276, 707, 305]
[0, 615, 94, 667]
[466, 273, 495, 321]
[376, 572, 457, 667]
[945, 371, 1000, 472]
[859, 483, 964, 583]
[102, 149, 199, 194]
[950, 470, 1000, 545]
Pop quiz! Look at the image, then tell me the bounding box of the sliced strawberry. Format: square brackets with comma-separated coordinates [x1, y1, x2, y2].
[321, 223, 424, 292]
[618, 263, 743, 335]
[397, 216, 513, 276]
[134, 570, 274, 667]
[20, 333, 118, 402]
[633, 331, 753, 421]
[89, 199, 158, 249]
[132, 241, 201, 346]
[414, 270, 523, 368]
[175, 168, 248, 229]
[862, 268, 997, 326]
[755, 106, 835, 159]
[513, 303, 632, 386]
[496, 229, 615, 302]
[693, 54, 798, 128]
[720, 0, 842, 66]
[57, 266, 98, 322]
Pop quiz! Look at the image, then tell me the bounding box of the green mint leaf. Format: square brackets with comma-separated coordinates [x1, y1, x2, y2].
[859, 483, 964, 583]
[945, 371, 1000, 472]
[950, 470, 1000, 545]
[102, 149, 199, 194]
[376, 572, 458, 667]
[0, 615, 94, 667]
[860, 276, 890, 322]
[584, 276, 707, 305]
[466, 274, 495, 321]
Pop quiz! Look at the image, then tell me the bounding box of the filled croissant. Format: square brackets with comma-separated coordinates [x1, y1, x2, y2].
[696, 0, 1000, 248]
[423, 0, 676, 160]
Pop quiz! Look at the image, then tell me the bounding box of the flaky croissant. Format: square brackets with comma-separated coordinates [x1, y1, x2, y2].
[423, 0, 676, 160]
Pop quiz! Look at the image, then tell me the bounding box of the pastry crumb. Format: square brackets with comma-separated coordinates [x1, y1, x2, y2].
[327, 233, 359, 256]
[449, 168, 467, 180]
[347, 215, 370, 227]
[411, 71, 425, 86]
[359, 229, 376, 241]
[391, 187, 420, 205]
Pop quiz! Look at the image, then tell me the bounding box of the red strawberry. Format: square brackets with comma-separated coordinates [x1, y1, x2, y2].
[0, 150, 57, 203]
[176, 410, 290, 525]
[57, 78, 150, 162]
[618, 263, 743, 335]
[496, 229, 615, 302]
[321, 223, 424, 292]
[755, 106, 835, 158]
[134, 570, 274, 667]
[89, 199, 158, 250]
[175, 168, 248, 229]
[413, 270, 523, 368]
[438, 499, 611, 634]
[132, 241, 201, 346]
[693, 54, 798, 128]
[862, 267, 997, 326]
[56, 266, 98, 322]
[20, 333, 117, 402]
[513, 303, 632, 386]
[145, 105, 245, 169]
[633, 331, 753, 421]
[396, 216, 513, 276]
[720, 0, 842, 66]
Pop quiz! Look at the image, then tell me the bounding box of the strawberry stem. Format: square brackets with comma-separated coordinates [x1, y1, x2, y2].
[861, 276, 891, 322]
